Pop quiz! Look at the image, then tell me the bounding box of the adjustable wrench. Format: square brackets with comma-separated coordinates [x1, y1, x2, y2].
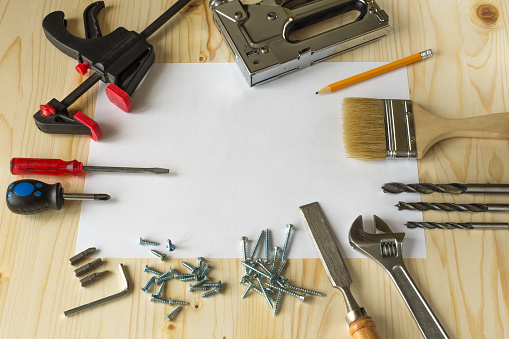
[348, 215, 449, 339]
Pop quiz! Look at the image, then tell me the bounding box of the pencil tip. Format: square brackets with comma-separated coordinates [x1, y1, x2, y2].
[315, 92, 318, 95]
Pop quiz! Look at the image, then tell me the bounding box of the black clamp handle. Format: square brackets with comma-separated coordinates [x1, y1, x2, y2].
[33, 1, 156, 140]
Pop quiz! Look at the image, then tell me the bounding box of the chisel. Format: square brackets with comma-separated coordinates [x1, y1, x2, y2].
[300, 202, 381, 339]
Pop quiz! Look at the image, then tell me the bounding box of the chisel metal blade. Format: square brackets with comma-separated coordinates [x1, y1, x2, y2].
[300, 202, 352, 289]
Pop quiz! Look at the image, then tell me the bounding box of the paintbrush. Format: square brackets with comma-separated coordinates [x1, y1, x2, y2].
[342, 97, 509, 160]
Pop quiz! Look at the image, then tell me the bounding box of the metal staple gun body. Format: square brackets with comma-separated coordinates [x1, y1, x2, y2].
[349, 216, 450, 339]
[210, 0, 393, 86]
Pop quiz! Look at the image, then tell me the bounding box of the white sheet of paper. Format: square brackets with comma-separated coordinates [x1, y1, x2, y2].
[77, 62, 424, 259]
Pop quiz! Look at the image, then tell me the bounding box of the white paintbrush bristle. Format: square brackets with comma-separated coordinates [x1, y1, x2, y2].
[342, 97, 386, 160]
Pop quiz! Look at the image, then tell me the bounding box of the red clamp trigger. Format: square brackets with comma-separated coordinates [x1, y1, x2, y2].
[40, 104, 56, 117]
[76, 62, 91, 75]
[105, 84, 133, 112]
[73, 112, 102, 141]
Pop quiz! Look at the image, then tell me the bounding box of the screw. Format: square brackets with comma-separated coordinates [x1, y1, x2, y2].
[234, 11, 243, 20]
[242, 281, 254, 299]
[271, 246, 281, 275]
[267, 283, 306, 302]
[240, 275, 252, 285]
[169, 298, 189, 305]
[256, 259, 272, 276]
[165, 306, 183, 321]
[144, 265, 163, 276]
[241, 236, 249, 273]
[156, 274, 175, 285]
[281, 224, 294, 260]
[273, 290, 283, 316]
[159, 267, 175, 279]
[255, 274, 273, 309]
[156, 281, 166, 298]
[197, 257, 205, 274]
[241, 261, 271, 279]
[277, 276, 288, 285]
[275, 258, 287, 277]
[194, 275, 209, 287]
[141, 276, 156, 293]
[180, 275, 197, 282]
[241, 236, 249, 260]
[250, 230, 265, 260]
[240, 281, 276, 302]
[182, 262, 199, 274]
[200, 263, 211, 279]
[202, 280, 222, 290]
[190, 285, 209, 291]
[202, 288, 220, 298]
[151, 295, 169, 303]
[267, 12, 277, 20]
[139, 237, 159, 246]
[166, 239, 176, 251]
[264, 229, 271, 264]
[175, 273, 195, 279]
[151, 249, 167, 261]
[284, 283, 325, 297]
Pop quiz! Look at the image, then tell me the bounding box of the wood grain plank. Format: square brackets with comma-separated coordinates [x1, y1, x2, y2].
[0, 0, 508, 338]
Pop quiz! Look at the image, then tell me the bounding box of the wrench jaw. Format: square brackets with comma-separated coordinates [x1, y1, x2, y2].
[349, 215, 406, 271]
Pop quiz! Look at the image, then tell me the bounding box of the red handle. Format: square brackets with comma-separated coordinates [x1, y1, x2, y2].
[10, 158, 84, 176]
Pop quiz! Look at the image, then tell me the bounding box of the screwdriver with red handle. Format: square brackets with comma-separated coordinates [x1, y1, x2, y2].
[11, 158, 169, 176]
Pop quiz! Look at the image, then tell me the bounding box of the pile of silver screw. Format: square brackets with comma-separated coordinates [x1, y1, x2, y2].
[143, 256, 222, 321]
[240, 225, 325, 315]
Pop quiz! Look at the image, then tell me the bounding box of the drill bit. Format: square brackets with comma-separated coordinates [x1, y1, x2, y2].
[382, 182, 509, 194]
[405, 221, 509, 230]
[397, 202, 509, 212]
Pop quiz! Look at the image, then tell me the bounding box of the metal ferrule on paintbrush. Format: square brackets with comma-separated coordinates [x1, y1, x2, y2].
[383, 99, 417, 159]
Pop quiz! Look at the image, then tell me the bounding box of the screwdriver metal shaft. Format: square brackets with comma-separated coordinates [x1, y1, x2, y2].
[405, 221, 509, 230]
[82, 165, 169, 175]
[63, 193, 111, 201]
[397, 201, 509, 212]
[382, 182, 509, 194]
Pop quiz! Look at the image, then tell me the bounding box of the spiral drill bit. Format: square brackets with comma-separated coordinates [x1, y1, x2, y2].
[405, 221, 509, 230]
[397, 202, 509, 212]
[382, 182, 509, 194]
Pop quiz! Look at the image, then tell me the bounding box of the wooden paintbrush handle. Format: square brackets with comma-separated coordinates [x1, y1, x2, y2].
[349, 316, 382, 339]
[414, 104, 509, 158]
[449, 112, 509, 138]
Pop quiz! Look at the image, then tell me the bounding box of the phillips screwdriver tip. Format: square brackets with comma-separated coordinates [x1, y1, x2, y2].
[94, 194, 111, 201]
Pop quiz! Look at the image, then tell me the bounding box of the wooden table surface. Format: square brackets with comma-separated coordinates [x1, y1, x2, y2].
[1, 0, 508, 338]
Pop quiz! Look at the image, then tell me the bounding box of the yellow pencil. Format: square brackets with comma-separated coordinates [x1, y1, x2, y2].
[316, 49, 434, 94]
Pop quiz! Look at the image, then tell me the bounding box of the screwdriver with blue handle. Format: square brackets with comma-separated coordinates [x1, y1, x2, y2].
[6, 179, 110, 215]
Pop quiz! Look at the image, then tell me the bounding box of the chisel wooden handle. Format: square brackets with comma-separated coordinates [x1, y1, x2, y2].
[349, 316, 382, 339]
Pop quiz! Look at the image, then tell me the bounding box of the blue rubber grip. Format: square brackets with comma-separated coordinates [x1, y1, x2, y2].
[6, 179, 64, 215]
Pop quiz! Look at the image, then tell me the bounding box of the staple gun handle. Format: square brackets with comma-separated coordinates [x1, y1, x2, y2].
[284, 0, 366, 38]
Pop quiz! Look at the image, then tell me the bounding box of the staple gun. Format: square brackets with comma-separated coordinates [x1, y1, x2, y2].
[210, 0, 393, 86]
